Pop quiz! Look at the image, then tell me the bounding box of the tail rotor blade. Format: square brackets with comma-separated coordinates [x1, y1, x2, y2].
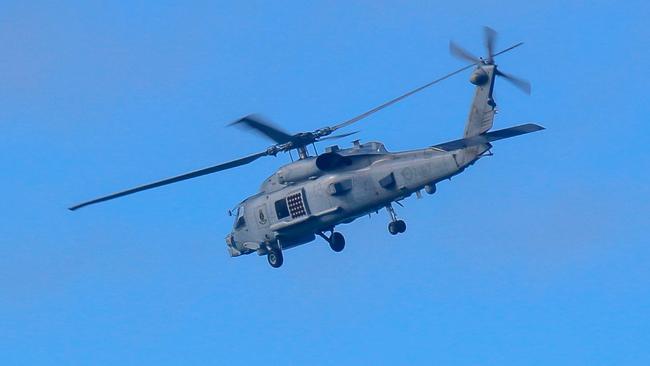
[496, 70, 531, 95]
[449, 41, 480, 64]
[484, 26, 497, 63]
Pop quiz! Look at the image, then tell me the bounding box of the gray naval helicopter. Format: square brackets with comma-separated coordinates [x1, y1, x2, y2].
[70, 28, 544, 268]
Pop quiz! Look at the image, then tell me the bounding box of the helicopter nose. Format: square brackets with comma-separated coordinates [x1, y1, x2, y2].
[225, 233, 242, 257]
[225, 232, 235, 246]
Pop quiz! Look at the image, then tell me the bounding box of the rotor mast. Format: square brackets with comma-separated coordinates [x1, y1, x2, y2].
[296, 146, 310, 159]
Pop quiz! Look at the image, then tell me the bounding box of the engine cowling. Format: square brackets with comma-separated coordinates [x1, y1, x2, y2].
[315, 152, 352, 171]
[276, 158, 320, 184]
[276, 152, 353, 184]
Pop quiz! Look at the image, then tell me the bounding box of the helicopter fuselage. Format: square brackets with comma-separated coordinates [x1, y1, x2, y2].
[225, 140, 489, 257]
[68, 30, 543, 269]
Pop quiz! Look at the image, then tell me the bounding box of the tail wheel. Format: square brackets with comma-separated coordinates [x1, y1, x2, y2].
[329, 232, 345, 252]
[267, 248, 284, 268]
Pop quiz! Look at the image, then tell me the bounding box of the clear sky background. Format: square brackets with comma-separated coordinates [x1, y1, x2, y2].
[1, 1, 649, 365]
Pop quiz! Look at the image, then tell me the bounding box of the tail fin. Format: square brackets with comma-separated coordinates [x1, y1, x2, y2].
[463, 65, 497, 137]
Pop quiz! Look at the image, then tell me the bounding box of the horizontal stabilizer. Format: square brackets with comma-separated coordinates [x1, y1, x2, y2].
[433, 123, 544, 151]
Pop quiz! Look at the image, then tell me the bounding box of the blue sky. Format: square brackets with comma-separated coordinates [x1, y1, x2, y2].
[1, 1, 649, 364]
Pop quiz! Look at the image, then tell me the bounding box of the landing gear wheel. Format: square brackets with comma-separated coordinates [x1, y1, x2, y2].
[388, 220, 407, 235]
[388, 221, 399, 235]
[396, 220, 406, 233]
[329, 232, 346, 252]
[267, 248, 284, 268]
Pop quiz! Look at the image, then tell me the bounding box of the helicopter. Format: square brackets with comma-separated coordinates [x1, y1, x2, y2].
[70, 27, 544, 268]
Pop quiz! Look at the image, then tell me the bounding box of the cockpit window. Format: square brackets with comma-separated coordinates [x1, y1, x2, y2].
[234, 206, 246, 229]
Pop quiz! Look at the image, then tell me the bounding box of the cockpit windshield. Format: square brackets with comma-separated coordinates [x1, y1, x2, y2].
[233, 205, 246, 229]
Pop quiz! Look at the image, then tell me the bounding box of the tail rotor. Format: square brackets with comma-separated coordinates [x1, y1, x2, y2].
[450, 26, 531, 95]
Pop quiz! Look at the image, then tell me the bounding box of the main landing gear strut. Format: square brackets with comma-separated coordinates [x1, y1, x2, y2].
[386, 203, 406, 235]
[268, 229, 346, 268]
[318, 229, 346, 252]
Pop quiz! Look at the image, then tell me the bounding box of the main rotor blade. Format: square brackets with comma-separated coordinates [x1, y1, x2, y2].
[496, 70, 531, 95]
[327, 43, 522, 133]
[491, 42, 524, 58]
[484, 26, 497, 64]
[329, 63, 476, 132]
[449, 41, 481, 63]
[318, 130, 360, 141]
[69, 151, 269, 211]
[229, 114, 294, 144]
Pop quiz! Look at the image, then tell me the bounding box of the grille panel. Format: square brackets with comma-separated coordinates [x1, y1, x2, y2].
[287, 192, 306, 219]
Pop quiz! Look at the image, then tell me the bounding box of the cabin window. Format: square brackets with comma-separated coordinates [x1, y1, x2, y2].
[275, 199, 290, 220]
